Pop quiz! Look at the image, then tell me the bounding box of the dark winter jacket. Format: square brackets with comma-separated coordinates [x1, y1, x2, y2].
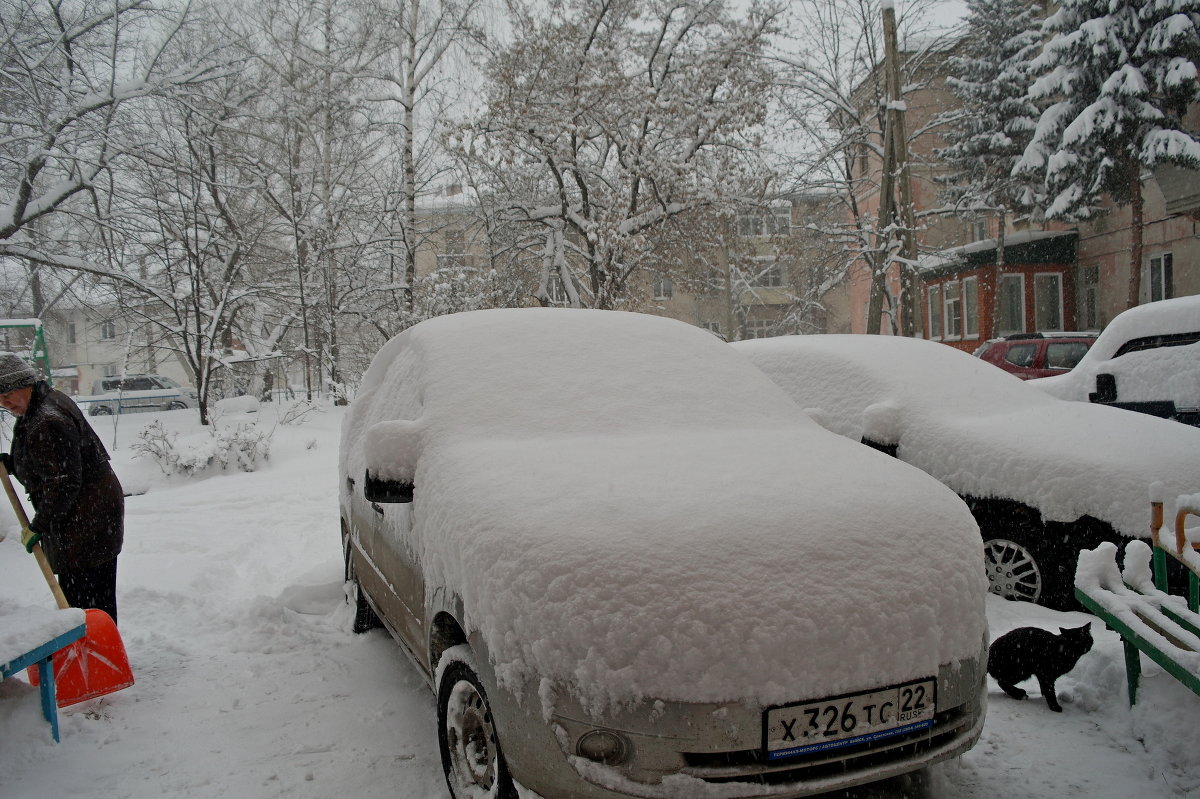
[10, 381, 124, 571]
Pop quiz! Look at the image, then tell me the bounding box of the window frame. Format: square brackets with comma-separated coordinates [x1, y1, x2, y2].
[1034, 272, 1064, 332]
[963, 276, 979, 339]
[928, 284, 943, 340]
[943, 281, 963, 340]
[997, 274, 1026, 336]
[1147, 252, 1174, 302]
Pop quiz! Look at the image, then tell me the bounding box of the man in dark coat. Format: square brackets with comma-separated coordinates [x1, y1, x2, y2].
[0, 354, 125, 623]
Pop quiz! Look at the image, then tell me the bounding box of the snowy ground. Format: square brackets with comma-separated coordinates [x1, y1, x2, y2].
[0, 402, 1196, 799]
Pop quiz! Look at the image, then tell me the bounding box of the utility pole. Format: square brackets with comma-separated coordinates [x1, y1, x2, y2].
[868, 1, 920, 335]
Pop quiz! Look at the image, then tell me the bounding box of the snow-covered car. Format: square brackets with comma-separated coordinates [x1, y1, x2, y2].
[734, 334, 1200, 610]
[78, 374, 198, 416]
[1030, 295, 1200, 426]
[340, 309, 988, 799]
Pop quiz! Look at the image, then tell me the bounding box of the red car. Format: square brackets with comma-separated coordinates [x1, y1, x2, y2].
[974, 333, 1097, 379]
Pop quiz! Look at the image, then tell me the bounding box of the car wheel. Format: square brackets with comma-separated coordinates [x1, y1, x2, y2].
[983, 537, 1045, 605]
[166, 401, 188, 410]
[91, 405, 113, 416]
[344, 545, 381, 634]
[438, 652, 517, 799]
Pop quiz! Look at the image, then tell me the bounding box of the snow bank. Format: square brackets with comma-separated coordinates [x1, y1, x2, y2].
[0, 603, 86, 666]
[342, 309, 988, 711]
[734, 334, 1200, 539]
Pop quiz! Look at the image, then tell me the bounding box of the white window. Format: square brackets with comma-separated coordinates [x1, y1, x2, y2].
[101, 320, 116, 340]
[1079, 266, 1099, 330]
[737, 209, 790, 237]
[1147, 253, 1174, 302]
[1034, 273, 1063, 331]
[943, 282, 963, 339]
[546, 274, 570, 304]
[749, 258, 784, 288]
[743, 319, 776, 339]
[652, 274, 673, 300]
[928, 284, 942, 340]
[998, 274, 1025, 335]
[700, 321, 722, 336]
[963, 277, 979, 338]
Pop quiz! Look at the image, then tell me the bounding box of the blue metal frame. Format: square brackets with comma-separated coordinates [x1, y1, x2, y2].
[1, 623, 87, 741]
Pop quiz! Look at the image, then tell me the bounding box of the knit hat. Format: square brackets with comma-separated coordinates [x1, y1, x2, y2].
[0, 353, 39, 395]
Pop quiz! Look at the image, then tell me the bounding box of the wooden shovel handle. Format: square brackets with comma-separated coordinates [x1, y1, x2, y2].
[0, 461, 69, 609]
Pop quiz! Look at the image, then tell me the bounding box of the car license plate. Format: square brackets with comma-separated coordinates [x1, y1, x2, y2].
[764, 678, 936, 760]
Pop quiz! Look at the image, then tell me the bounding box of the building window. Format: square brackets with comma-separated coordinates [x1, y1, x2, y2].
[963, 276, 979, 338]
[546, 274, 570, 304]
[1080, 266, 1099, 330]
[1034, 273, 1063, 331]
[972, 218, 987, 242]
[700, 321, 722, 337]
[943, 281, 963, 339]
[652, 274, 673, 300]
[737, 209, 790, 237]
[67, 323, 76, 344]
[998, 274, 1025, 335]
[100, 320, 116, 340]
[748, 258, 784, 288]
[928, 284, 942, 339]
[1147, 253, 1174, 302]
[743, 319, 776, 339]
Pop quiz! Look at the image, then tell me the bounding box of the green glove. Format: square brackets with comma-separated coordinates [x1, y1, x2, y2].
[20, 527, 41, 554]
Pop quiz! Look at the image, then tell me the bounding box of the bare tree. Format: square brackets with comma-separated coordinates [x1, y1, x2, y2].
[455, 0, 782, 310]
[0, 0, 222, 269]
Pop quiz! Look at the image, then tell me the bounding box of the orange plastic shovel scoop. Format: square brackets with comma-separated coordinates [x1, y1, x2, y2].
[2, 463, 133, 706]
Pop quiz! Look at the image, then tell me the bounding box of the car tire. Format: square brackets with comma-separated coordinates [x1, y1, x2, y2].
[982, 536, 1046, 605]
[166, 401, 188, 410]
[91, 405, 113, 416]
[438, 651, 517, 799]
[344, 545, 381, 634]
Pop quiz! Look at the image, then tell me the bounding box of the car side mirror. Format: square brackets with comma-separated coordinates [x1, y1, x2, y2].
[364, 471, 414, 503]
[363, 419, 426, 503]
[1089, 373, 1117, 403]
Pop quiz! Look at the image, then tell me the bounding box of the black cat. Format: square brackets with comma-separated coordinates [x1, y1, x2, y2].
[987, 623, 1093, 712]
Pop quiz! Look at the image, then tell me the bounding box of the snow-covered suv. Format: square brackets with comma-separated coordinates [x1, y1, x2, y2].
[341, 309, 987, 799]
[1030, 296, 1200, 426]
[974, 332, 1096, 380]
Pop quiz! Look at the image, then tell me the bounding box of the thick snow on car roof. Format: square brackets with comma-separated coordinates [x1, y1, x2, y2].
[343, 309, 987, 710]
[735, 334, 1200, 539]
[1032, 296, 1200, 403]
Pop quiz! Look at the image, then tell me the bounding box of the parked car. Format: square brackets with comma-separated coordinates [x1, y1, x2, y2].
[341, 308, 988, 799]
[1030, 295, 1200, 426]
[734, 334, 1200, 610]
[974, 332, 1097, 379]
[79, 374, 198, 416]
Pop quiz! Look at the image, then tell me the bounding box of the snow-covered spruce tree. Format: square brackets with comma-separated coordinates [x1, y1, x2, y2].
[937, 0, 1043, 333]
[1014, 0, 1200, 308]
[938, 0, 1043, 222]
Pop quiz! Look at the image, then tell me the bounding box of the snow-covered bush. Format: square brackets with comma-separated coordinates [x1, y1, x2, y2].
[277, 399, 324, 426]
[133, 419, 273, 476]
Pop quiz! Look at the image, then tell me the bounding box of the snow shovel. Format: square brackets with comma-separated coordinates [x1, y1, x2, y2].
[0, 462, 134, 707]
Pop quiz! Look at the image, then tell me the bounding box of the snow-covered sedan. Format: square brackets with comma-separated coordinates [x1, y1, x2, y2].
[734, 334, 1200, 610]
[340, 309, 988, 799]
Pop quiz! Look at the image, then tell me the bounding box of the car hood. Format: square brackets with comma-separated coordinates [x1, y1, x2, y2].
[409, 425, 986, 711]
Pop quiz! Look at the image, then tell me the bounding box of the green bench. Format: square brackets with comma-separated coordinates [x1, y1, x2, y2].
[1074, 497, 1200, 706]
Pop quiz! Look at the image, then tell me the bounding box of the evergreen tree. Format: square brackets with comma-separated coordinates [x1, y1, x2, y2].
[1015, 0, 1200, 307]
[939, 0, 1043, 219]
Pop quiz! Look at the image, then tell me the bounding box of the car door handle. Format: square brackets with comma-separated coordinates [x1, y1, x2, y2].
[371, 502, 385, 515]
